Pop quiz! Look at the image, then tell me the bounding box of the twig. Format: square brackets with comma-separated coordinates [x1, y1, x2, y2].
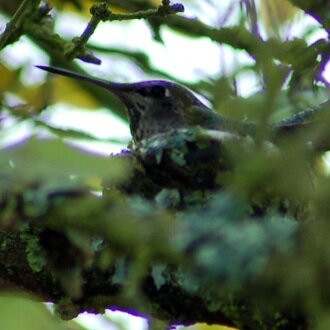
[0, 0, 41, 50]
[65, 1, 184, 61]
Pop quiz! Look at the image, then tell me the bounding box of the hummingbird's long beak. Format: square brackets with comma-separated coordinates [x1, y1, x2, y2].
[36, 65, 125, 93]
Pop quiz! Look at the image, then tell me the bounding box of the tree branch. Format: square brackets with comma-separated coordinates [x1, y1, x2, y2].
[0, 0, 42, 49]
[65, 1, 184, 61]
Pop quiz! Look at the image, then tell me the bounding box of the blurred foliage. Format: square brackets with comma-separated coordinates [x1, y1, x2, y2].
[259, 0, 299, 37]
[1, 137, 129, 181]
[0, 0, 330, 330]
[0, 294, 65, 330]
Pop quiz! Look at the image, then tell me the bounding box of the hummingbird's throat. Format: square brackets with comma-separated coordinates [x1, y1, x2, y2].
[127, 101, 188, 142]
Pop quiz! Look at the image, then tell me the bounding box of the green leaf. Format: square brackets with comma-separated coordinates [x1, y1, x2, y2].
[0, 137, 129, 182]
[0, 294, 65, 330]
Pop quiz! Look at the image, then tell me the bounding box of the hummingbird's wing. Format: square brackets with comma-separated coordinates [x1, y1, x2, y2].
[184, 104, 219, 128]
[273, 99, 330, 132]
[185, 105, 256, 136]
[271, 99, 330, 151]
[185, 100, 330, 152]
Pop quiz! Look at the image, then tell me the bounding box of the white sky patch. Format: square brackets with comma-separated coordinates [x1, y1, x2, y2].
[40, 105, 130, 140]
[75, 310, 147, 330]
[0, 120, 33, 149]
[0, 35, 48, 76]
[147, 28, 222, 81]
[37, 105, 130, 155]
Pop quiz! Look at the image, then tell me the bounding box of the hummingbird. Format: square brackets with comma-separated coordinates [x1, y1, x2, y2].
[36, 65, 326, 145]
[36, 65, 259, 143]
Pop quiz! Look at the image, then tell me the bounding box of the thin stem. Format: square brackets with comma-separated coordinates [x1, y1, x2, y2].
[0, 0, 41, 50]
[64, 1, 184, 61]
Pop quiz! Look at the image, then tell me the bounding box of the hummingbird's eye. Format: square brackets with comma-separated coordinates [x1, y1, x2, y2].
[150, 85, 169, 98]
[137, 85, 170, 98]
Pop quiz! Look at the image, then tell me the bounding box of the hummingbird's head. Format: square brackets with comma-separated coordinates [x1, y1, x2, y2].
[36, 66, 208, 142]
[113, 80, 208, 142]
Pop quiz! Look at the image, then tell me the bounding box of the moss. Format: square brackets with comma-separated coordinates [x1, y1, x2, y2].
[155, 189, 181, 208]
[20, 231, 47, 273]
